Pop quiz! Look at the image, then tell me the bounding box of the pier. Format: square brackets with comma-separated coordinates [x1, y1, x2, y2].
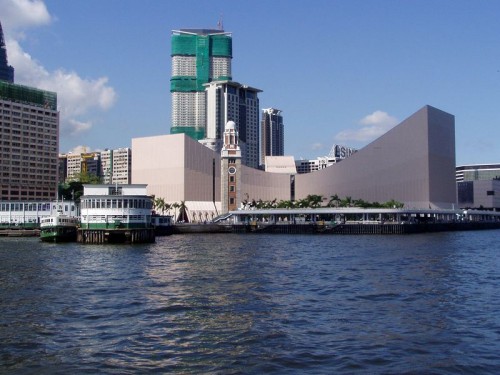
[223, 207, 500, 235]
[77, 228, 155, 244]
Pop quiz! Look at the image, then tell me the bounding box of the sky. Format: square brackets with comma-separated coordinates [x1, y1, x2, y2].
[1, 0, 499, 165]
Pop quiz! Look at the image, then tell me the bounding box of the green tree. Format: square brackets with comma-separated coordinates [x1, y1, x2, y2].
[307, 194, 324, 208]
[178, 201, 189, 222]
[172, 202, 180, 223]
[353, 198, 370, 208]
[328, 194, 340, 207]
[382, 199, 404, 209]
[154, 197, 166, 214]
[340, 196, 352, 207]
[70, 171, 102, 184]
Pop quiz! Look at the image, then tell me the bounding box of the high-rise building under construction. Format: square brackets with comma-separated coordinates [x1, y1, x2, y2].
[0, 20, 59, 200]
[170, 29, 232, 140]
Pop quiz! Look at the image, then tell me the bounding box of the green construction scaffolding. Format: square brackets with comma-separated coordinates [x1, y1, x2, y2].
[0, 81, 57, 110]
[171, 33, 232, 93]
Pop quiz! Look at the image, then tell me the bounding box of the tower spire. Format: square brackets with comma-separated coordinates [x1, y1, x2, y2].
[217, 14, 224, 31]
[0, 20, 15, 83]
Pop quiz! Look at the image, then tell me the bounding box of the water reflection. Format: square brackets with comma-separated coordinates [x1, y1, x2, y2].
[0, 232, 499, 373]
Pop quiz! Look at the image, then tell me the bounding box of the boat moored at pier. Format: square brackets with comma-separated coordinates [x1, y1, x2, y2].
[40, 211, 79, 242]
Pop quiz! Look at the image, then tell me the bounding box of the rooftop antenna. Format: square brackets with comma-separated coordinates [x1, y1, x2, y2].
[217, 14, 224, 30]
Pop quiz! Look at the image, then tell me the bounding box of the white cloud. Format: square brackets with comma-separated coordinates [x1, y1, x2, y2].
[67, 145, 93, 155]
[335, 111, 399, 143]
[1, 0, 117, 137]
[66, 119, 92, 136]
[311, 142, 323, 151]
[0, 0, 52, 31]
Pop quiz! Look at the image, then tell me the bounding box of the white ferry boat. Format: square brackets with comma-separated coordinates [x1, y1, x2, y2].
[40, 211, 79, 242]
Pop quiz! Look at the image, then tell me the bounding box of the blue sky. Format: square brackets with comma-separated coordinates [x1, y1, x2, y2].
[1, 0, 499, 165]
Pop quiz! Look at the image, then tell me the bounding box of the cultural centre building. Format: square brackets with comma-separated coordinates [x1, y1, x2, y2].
[131, 105, 457, 222]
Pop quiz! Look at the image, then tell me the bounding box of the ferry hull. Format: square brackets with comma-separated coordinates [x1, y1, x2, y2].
[40, 227, 78, 242]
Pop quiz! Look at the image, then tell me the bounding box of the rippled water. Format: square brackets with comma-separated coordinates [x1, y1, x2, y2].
[1, 231, 499, 374]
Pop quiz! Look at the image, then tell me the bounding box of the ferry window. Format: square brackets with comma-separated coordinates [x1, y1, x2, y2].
[106, 199, 111, 208]
[96, 200, 100, 209]
[92, 199, 95, 209]
[112, 199, 117, 208]
[118, 200, 122, 208]
[124, 200, 128, 208]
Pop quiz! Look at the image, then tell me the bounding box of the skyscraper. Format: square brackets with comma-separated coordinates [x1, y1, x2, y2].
[260, 108, 284, 166]
[170, 29, 232, 140]
[204, 80, 262, 168]
[0, 21, 14, 83]
[0, 21, 59, 200]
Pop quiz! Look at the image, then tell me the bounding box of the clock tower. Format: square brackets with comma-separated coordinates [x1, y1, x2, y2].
[221, 121, 242, 214]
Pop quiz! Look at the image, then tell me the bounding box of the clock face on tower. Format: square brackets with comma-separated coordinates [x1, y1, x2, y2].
[228, 166, 236, 174]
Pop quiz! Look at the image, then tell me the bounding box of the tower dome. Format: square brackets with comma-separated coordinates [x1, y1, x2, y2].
[225, 120, 236, 130]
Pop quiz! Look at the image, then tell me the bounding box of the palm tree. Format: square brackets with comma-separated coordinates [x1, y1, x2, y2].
[353, 198, 369, 208]
[154, 197, 166, 214]
[329, 194, 340, 207]
[178, 201, 189, 223]
[341, 196, 352, 207]
[307, 194, 324, 208]
[172, 202, 180, 223]
[242, 193, 250, 209]
[383, 199, 404, 209]
[277, 200, 292, 208]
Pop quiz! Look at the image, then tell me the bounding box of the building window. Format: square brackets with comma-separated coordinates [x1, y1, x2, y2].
[229, 185, 235, 192]
[229, 198, 235, 205]
[487, 190, 495, 196]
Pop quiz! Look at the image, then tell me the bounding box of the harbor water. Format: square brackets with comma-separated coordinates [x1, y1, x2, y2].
[1, 232, 499, 374]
